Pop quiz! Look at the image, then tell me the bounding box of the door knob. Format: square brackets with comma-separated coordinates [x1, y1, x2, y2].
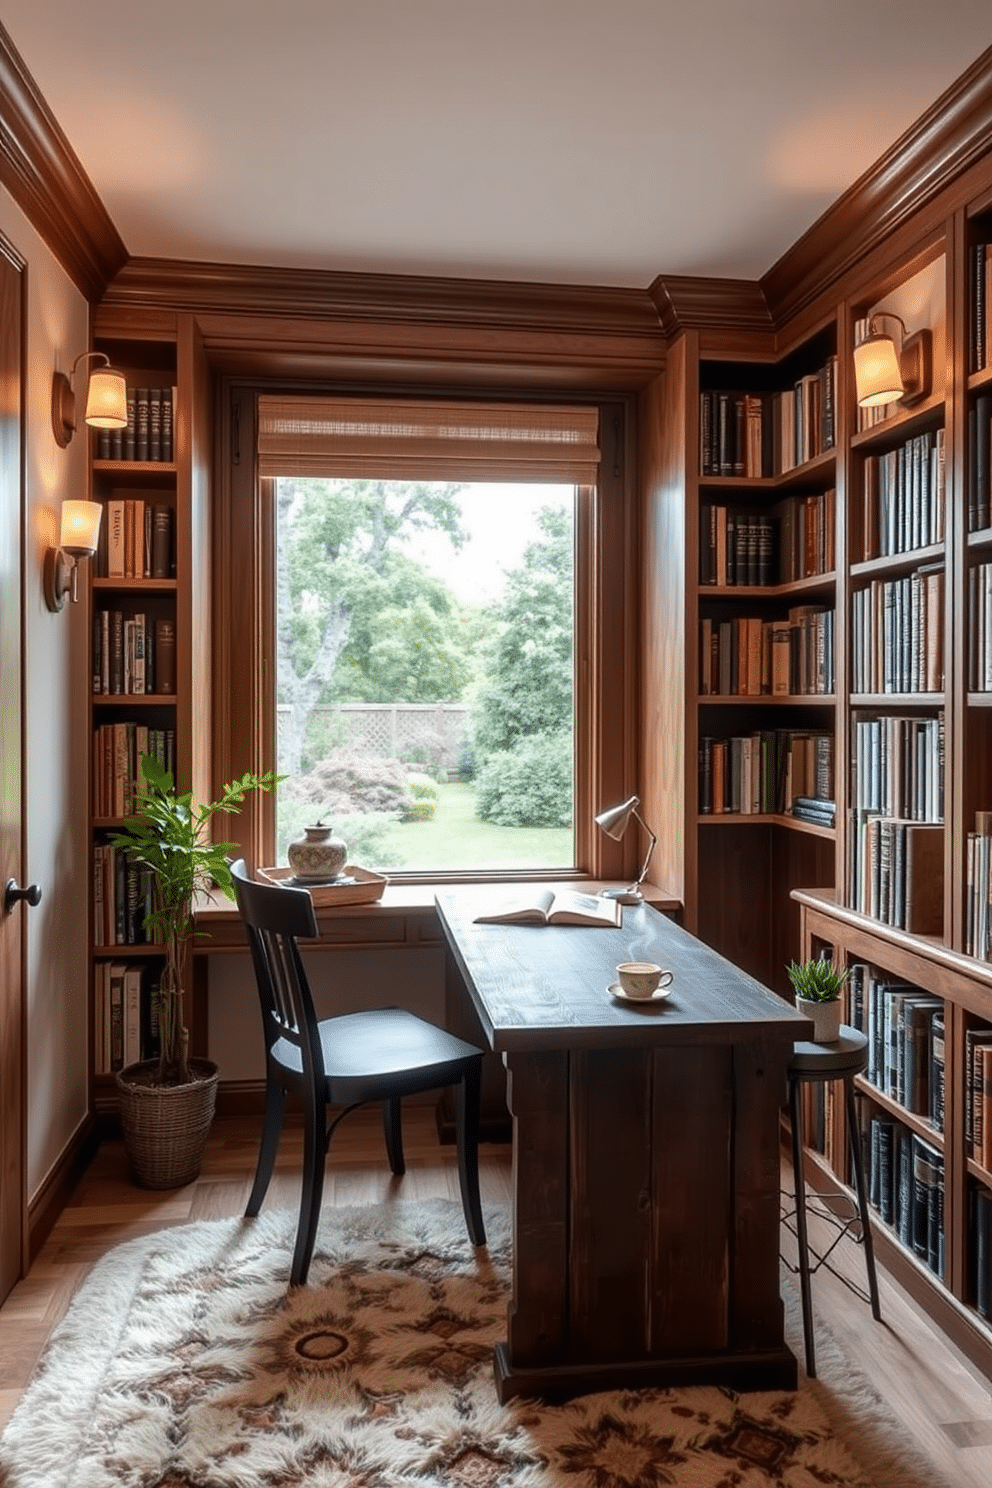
[3, 879, 42, 914]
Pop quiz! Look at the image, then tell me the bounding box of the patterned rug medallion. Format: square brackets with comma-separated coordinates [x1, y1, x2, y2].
[0, 1199, 934, 1487]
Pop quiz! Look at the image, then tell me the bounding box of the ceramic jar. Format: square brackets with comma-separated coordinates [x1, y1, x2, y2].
[287, 821, 348, 882]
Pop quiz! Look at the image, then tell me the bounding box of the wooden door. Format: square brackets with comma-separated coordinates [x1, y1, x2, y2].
[0, 238, 25, 1304]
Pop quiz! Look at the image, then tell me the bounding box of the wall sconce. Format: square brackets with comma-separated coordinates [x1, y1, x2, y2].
[853, 313, 932, 409]
[595, 794, 658, 904]
[51, 351, 128, 448]
[44, 500, 103, 612]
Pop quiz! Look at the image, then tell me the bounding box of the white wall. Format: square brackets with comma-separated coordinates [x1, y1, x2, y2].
[0, 188, 91, 1202]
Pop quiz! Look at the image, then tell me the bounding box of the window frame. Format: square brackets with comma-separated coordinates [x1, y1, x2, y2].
[214, 381, 639, 887]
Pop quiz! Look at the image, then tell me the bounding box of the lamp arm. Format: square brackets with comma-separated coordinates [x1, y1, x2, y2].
[867, 311, 910, 343]
[630, 807, 658, 891]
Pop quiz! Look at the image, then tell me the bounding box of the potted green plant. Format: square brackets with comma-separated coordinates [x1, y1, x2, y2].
[786, 956, 849, 1043]
[108, 755, 278, 1187]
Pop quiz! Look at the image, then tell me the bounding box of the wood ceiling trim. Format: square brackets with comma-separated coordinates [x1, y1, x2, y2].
[763, 45, 992, 326]
[103, 257, 667, 341]
[0, 22, 126, 301]
[648, 275, 774, 338]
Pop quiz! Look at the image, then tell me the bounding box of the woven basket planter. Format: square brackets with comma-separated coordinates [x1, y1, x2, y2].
[116, 1059, 219, 1189]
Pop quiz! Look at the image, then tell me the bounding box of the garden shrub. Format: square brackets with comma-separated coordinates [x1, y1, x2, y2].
[404, 772, 439, 822]
[284, 749, 410, 818]
[475, 732, 573, 828]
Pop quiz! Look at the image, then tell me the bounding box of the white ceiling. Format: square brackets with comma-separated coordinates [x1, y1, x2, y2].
[4, 1, 992, 289]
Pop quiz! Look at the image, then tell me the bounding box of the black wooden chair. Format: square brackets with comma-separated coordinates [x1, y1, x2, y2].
[231, 859, 486, 1285]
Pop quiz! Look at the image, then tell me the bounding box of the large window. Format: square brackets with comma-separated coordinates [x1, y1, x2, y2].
[273, 476, 577, 872]
[218, 389, 635, 884]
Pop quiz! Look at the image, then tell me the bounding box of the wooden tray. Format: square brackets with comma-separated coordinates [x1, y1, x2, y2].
[257, 864, 388, 906]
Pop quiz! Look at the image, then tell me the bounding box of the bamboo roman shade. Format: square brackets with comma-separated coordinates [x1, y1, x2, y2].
[256, 396, 601, 483]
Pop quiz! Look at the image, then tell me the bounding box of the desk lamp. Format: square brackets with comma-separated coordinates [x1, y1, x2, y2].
[595, 794, 657, 904]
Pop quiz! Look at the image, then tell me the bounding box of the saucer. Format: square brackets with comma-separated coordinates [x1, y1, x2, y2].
[608, 982, 673, 1004]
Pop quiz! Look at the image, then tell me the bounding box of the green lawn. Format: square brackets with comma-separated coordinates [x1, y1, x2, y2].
[378, 782, 573, 871]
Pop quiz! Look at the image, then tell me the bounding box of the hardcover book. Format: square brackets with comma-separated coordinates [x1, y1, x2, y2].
[473, 887, 622, 928]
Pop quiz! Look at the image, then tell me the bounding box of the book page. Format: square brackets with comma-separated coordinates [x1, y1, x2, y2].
[473, 888, 556, 924]
[547, 890, 622, 927]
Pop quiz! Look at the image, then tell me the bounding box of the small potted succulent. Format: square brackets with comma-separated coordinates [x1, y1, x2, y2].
[786, 956, 849, 1043]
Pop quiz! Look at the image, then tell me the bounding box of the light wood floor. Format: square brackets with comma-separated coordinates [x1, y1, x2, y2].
[1, 1108, 991, 1486]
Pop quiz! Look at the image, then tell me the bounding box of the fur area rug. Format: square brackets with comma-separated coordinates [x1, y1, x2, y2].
[0, 1199, 939, 1488]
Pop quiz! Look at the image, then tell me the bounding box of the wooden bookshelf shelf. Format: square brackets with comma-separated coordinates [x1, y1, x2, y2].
[850, 393, 946, 451]
[86, 311, 213, 1092]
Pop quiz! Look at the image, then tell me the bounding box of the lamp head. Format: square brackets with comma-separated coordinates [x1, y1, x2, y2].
[594, 794, 639, 840]
[44, 499, 103, 612]
[52, 351, 128, 448]
[854, 313, 932, 410]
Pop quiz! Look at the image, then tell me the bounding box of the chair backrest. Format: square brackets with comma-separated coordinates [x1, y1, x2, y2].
[230, 859, 325, 1082]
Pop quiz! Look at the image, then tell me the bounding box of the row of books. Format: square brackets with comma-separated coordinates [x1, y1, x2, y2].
[699, 608, 834, 697]
[698, 358, 837, 478]
[850, 565, 945, 695]
[966, 814, 992, 960]
[698, 489, 835, 586]
[968, 561, 992, 692]
[867, 1115, 945, 1279]
[848, 815, 944, 933]
[850, 713, 945, 821]
[968, 393, 992, 532]
[851, 966, 944, 1124]
[93, 724, 175, 820]
[699, 506, 774, 586]
[858, 428, 945, 560]
[969, 242, 992, 374]
[97, 500, 175, 580]
[93, 844, 159, 948]
[94, 961, 161, 1074]
[95, 386, 175, 464]
[92, 611, 176, 696]
[970, 1182, 992, 1319]
[697, 729, 833, 817]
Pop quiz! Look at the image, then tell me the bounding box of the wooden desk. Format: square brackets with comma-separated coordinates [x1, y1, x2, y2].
[436, 893, 810, 1401]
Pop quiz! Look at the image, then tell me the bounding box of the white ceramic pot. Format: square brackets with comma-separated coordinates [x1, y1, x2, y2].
[796, 996, 842, 1043]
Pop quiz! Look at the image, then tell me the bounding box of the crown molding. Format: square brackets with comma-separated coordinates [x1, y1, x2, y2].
[763, 45, 992, 325]
[648, 275, 773, 338]
[0, 22, 126, 300]
[103, 256, 667, 340]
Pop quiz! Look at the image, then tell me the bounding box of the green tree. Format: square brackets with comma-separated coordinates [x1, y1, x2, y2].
[472, 505, 574, 757]
[277, 477, 469, 775]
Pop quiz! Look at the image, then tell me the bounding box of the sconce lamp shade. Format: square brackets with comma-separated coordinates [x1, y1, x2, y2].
[853, 313, 932, 410]
[84, 365, 128, 428]
[595, 793, 658, 903]
[45, 499, 103, 612]
[853, 330, 904, 407]
[52, 351, 128, 447]
[59, 499, 103, 556]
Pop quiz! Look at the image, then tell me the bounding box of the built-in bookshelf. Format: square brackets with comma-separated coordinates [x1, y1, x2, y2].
[86, 311, 212, 1110]
[794, 891, 992, 1374]
[639, 167, 992, 1373]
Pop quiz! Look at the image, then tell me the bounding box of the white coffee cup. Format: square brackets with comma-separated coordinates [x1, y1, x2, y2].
[616, 961, 674, 999]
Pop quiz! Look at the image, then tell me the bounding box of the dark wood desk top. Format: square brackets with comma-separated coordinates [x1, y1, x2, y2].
[436, 893, 811, 1053]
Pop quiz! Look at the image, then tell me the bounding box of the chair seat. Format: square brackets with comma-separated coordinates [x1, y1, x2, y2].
[272, 1006, 481, 1099]
[789, 1025, 868, 1080]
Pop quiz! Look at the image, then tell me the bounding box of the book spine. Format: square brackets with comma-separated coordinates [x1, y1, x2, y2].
[154, 618, 176, 695]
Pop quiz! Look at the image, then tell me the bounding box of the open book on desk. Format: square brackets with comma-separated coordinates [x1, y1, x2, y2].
[474, 887, 622, 927]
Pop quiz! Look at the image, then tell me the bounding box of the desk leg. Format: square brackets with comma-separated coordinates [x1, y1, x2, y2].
[498, 1050, 569, 1388]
